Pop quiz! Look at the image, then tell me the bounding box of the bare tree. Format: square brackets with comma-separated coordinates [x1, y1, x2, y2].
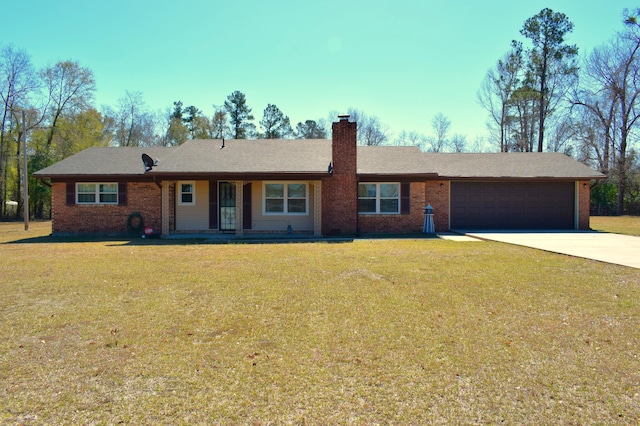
[394, 130, 426, 147]
[451, 134, 467, 152]
[105, 91, 157, 147]
[0, 45, 39, 217]
[477, 46, 524, 151]
[572, 9, 640, 213]
[427, 113, 450, 152]
[40, 60, 95, 147]
[346, 108, 390, 146]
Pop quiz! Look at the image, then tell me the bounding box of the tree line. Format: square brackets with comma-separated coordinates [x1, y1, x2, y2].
[2, 7, 640, 219]
[0, 54, 463, 220]
[478, 7, 640, 215]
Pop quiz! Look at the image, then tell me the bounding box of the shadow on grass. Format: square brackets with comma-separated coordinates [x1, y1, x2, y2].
[3, 233, 442, 246]
[2, 234, 359, 246]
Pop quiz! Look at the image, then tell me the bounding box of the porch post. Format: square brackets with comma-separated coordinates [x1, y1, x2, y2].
[161, 180, 171, 236]
[313, 180, 322, 237]
[235, 181, 244, 237]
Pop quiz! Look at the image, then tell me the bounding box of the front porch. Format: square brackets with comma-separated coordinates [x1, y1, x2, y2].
[160, 180, 323, 237]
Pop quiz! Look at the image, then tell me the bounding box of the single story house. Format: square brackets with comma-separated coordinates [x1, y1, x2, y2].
[34, 115, 604, 237]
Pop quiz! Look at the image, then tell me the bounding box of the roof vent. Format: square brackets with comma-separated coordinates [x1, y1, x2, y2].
[338, 114, 350, 122]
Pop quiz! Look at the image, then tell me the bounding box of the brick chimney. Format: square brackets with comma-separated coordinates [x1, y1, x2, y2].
[321, 115, 358, 235]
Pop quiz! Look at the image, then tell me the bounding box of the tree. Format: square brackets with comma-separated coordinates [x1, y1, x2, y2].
[520, 8, 578, 152]
[163, 101, 188, 145]
[170, 101, 183, 120]
[259, 104, 292, 139]
[477, 46, 524, 151]
[211, 105, 229, 139]
[166, 116, 189, 145]
[105, 91, 157, 147]
[295, 120, 326, 139]
[191, 115, 213, 139]
[509, 83, 539, 151]
[182, 105, 202, 138]
[451, 134, 467, 152]
[346, 108, 389, 146]
[224, 90, 254, 139]
[427, 113, 450, 152]
[572, 8, 640, 214]
[40, 60, 95, 148]
[50, 108, 109, 158]
[0, 45, 38, 217]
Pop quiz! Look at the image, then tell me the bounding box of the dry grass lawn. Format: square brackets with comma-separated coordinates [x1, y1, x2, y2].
[591, 215, 640, 236]
[1, 221, 639, 424]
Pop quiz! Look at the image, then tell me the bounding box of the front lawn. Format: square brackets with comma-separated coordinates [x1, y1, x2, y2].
[591, 215, 640, 236]
[1, 222, 639, 424]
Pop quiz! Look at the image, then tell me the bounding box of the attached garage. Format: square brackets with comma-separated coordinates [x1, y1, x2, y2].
[450, 181, 576, 230]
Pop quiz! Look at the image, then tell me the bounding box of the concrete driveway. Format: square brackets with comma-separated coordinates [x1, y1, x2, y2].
[462, 231, 640, 269]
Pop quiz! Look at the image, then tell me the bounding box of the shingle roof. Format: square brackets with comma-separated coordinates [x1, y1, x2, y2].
[33, 139, 604, 180]
[33, 146, 175, 177]
[357, 146, 433, 175]
[158, 139, 331, 174]
[424, 152, 603, 179]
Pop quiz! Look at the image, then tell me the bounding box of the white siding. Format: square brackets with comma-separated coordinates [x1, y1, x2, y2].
[250, 181, 315, 232]
[176, 181, 209, 230]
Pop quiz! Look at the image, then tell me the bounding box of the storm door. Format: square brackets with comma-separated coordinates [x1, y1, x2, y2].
[219, 182, 236, 231]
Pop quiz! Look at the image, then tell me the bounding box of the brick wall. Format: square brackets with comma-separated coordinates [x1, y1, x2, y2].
[51, 181, 161, 235]
[578, 180, 590, 230]
[425, 180, 450, 232]
[358, 182, 426, 233]
[322, 117, 358, 235]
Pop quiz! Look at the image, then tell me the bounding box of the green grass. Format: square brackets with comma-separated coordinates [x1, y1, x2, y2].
[1, 221, 639, 424]
[591, 215, 640, 236]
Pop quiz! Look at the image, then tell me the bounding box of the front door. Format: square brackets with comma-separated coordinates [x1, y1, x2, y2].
[219, 182, 236, 231]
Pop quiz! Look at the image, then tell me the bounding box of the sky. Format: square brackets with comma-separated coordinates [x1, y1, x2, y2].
[2, 0, 634, 147]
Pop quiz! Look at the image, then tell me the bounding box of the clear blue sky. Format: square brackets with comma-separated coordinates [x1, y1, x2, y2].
[3, 0, 633, 146]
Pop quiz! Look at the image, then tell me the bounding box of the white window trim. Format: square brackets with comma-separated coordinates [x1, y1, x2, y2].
[262, 181, 309, 216]
[76, 182, 118, 205]
[178, 181, 196, 206]
[358, 182, 401, 214]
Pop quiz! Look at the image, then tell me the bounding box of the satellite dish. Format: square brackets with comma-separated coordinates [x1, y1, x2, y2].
[142, 153, 155, 172]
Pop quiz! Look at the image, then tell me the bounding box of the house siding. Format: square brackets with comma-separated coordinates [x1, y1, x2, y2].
[250, 181, 315, 232]
[175, 180, 209, 231]
[51, 181, 161, 235]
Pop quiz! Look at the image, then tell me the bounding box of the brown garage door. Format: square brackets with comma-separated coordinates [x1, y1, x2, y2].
[450, 181, 575, 230]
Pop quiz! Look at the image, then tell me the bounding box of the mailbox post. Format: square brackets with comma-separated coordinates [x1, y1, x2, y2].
[423, 202, 435, 234]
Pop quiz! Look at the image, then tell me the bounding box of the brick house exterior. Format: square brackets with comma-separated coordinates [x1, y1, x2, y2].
[51, 182, 162, 235]
[35, 116, 603, 237]
[321, 117, 358, 235]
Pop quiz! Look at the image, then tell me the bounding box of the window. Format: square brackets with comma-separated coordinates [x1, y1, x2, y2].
[263, 182, 308, 215]
[179, 182, 195, 205]
[76, 183, 118, 204]
[358, 183, 400, 214]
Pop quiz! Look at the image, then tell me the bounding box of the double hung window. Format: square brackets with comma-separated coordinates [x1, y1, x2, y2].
[179, 182, 195, 205]
[264, 182, 308, 215]
[76, 183, 118, 204]
[358, 183, 400, 214]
